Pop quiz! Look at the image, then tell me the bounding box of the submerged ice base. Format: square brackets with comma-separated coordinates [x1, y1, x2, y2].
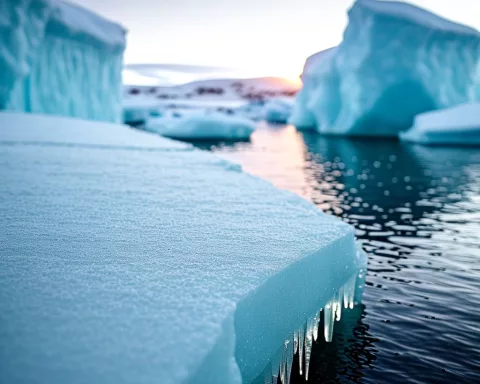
[291, 0, 480, 136]
[0, 112, 366, 384]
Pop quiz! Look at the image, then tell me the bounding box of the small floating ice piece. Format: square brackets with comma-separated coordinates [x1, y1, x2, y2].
[400, 103, 480, 146]
[145, 111, 256, 140]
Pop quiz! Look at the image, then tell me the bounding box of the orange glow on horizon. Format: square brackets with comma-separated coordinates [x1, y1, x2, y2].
[283, 75, 302, 88]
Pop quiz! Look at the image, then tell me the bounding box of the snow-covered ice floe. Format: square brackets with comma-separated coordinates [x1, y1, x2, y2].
[400, 103, 480, 146]
[291, 0, 480, 136]
[0, 0, 126, 122]
[0, 112, 366, 384]
[145, 111, 256, 140]
[264, 98, 294, 124]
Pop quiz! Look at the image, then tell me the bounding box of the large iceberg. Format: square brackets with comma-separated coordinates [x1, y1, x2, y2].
[400, 103, 480, 145]
[291, 0, 480, 136]
[289, 48, 337, 129]
[0, 0, 126, 122]
[0, 112, 366, 384]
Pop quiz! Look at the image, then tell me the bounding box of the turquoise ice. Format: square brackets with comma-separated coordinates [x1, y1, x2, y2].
[291, 0, 480, 136]
[0, 112, 366, 384]
[264, 97, 294, 124]
[400, 103, 480, 145]
[145, 112, 256, 140]
[0, 0, 126, 122]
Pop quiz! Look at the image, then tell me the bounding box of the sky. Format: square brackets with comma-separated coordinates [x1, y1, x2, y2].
[73, 0, 480, 81]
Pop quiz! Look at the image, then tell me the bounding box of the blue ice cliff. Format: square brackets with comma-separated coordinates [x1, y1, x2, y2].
[400, 102, 480, 145]
[0, 0, 126, 122]
[290, 0, 480, 136]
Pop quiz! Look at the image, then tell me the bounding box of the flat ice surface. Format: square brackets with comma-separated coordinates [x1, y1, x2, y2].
[145, 112, 256, 140]
[400, 103, 480, 145]
[0, 112, 364, 384]
[290, 0, 480, 135]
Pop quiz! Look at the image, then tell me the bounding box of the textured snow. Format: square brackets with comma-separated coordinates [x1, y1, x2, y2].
[400, 103, 480, 145]
[264, 98, 294, 124]
[291, 0, 480, 135]
[0, 0, 126, 122]
[145, 112, 256, 140]
[0, 112, 365, 384]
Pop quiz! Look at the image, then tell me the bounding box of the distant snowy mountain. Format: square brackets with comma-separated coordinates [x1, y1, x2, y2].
[124, 76, 299, 103]
[123, 63, 272, 86]
[122, 64, 299, 127]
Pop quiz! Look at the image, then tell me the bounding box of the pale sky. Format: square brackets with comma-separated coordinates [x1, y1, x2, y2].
[73, 0, 480, 80]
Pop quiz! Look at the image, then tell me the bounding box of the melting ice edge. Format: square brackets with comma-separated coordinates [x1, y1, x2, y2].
[263, 269, 365, 384]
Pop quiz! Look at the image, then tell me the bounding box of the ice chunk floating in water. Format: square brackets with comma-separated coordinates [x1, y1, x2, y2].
[264, 98, 294, 124]
[122, 98, 161, 125]
[400, 103, 480, 146]
[0, 112, 366, 384]
[0, 0, 126, 122]
[145, 111, 256, 140]
[292, 0, 480, 136]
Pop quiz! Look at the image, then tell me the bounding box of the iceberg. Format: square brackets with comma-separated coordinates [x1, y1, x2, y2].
[123, 98, 161, 125]
[291, 0, 480, 136]
[264, 97, 294, 124]
[0, 112, 366, 384]
[289, 48, 337, 129]
[400, 103, 480, 145]
[145, 112, 256, 140]
[0, 0, 126, 122]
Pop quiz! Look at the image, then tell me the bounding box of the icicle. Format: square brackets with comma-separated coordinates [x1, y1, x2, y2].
[298, 325, 305, 375]
[285, 340, 293, 384]
[335, 287, 343, 321]
[280, 352, 286, 384]
[343, 274, 357, 309]
[313, 310, 320, 341]
[305, 318, 314, 380]
[323, 299, 335, 342]
[270, 345, 282, 383]
[264, 371, 272, 384]
[293, 330, 299, 354]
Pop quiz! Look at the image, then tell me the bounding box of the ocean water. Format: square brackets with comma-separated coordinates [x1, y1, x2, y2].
[195, 123, 480, 384]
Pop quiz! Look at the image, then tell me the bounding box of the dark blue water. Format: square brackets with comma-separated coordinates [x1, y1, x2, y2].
[195, 124, 480, 384]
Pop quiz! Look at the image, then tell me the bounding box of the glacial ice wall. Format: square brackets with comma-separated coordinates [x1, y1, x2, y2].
[0, 0, 126, 122]
[291, 0, 480, 136]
